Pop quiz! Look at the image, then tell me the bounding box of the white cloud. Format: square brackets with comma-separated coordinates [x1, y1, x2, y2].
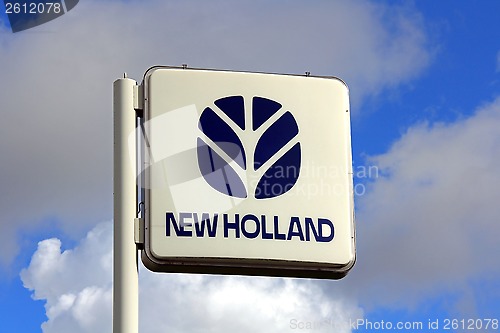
[21, 221, 363, 333]
[0, 0, 431, 266]
[353, 97, 500, 309]
[20, 222, 113, 333]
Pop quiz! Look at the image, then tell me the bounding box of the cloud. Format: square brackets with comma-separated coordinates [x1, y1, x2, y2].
[0, 0, 432, 267]
[352, 97, 500, 310]
[20, 222, 113, 333]
[21, 221, 363, 333]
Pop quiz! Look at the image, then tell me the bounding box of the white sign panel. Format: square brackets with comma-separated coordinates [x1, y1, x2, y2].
[140, 66, 355, 279]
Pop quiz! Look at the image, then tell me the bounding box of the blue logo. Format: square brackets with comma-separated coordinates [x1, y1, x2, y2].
[2, 0, 79, 33]
[197, 95, 301, 199]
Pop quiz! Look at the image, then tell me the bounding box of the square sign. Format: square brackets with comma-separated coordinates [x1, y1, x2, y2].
[140, 66, 355, 279]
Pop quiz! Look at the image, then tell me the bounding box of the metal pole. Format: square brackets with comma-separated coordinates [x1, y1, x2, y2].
[113, 77, 139, 333]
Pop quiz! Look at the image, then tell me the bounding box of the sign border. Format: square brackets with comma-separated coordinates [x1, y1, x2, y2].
[139, 66, 356, 279]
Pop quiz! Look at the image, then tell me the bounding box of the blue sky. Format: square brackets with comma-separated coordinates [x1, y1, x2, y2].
[1, 1, 499, 332]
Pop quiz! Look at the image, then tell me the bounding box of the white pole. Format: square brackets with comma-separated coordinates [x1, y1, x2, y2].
[113, 77, 139, 333]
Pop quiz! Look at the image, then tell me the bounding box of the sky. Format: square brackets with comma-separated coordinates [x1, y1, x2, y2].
[0, 0, 499, 332]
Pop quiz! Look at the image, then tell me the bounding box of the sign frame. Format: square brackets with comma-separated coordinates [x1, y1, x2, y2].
[139, 66, 356, 279]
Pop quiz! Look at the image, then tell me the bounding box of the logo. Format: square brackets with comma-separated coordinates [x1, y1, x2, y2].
[3, 0, 79, 33]
[197, 95, 301, 199]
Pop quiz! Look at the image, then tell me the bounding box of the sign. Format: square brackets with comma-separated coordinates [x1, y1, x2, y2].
[139, 66, 355, 279]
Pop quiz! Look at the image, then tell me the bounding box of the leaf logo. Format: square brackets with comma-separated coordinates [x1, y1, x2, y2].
[197, 96, 301, 199]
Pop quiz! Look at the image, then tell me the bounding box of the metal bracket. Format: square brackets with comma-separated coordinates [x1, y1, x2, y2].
[134, 218, 145, 248]
[133, 84, 144, 112]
